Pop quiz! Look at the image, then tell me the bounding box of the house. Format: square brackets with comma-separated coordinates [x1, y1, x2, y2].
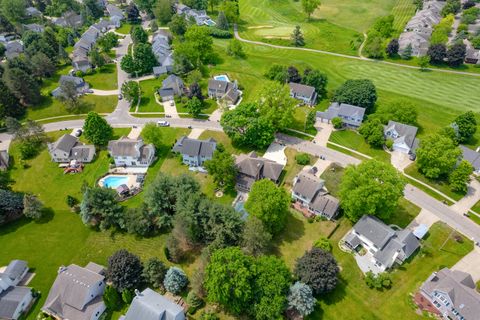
[106, 4, 124, 20]
[152, 33, 173, 74]
[289, 82, 317, 106]
[460, 145, 480, 174]
[42, 263, 106, 320]
[384, 120, 419, 154]
[207, 79, 240, 105]
[291, 171, 340, 220]
[172, 136, 216, 167]
[174, 3, 214, 26]
[47, 134, 96, 163]
[157, 75, 185, 101]
[0, 260, 33, 320]
[23, 23, 44, 33]
[316, 102, 366, 128]
[25, 7, 42, 17]
[235, 152, 284, 191]
[59, 11, 84, 28]
[344, 215, 420, 272]
[108, 137, 155, 167]
[5, 41, 23, 60]
[0, 150, 9, 171]
[119, 288, 185, 320]
[418, 268, 480, 320]
[398, 32, 430, 56]
[91, 18, 117, 33]
[51, 75, 90, 98]
[465, 40, 480, 64]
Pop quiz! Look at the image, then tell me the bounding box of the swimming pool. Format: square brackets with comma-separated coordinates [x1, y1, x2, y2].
[101, 175, 129, 189]
[214, 75, 230, 82]
[205, 19, 216, 26]
[234, 201, 249, 220]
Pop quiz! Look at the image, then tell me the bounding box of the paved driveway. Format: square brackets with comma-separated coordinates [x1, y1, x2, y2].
[390, 151, 412, 171]
[263, 142, 287, 165]
[450, 179, 480, 215]
[163, 100, 179, 118]
[407, 209, 440, 230]
[451, 247, 480, 281]
[313, 122, 333, 147]
[188, 128, 205, 139]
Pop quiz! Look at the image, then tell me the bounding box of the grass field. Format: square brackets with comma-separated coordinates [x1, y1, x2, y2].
[328, 130, 391, 162]
[83, 64, 118, 90]
[138, 78, 164, 113]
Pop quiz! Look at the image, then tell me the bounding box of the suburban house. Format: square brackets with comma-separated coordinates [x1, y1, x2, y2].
[26, 6, 42, 17]
[398, 1, 445, 56]
[174, 3, 215, 26]
[207, 78, 241, 105]
[158, 75, 185, 101]
[5, 41, 23, 60]
[289, 82, 317, 106]
[119, 288, 185, 320]
[42, 263, 107, 320]
[47, 134, 96, 163]
[344, 215, 420, 272]
[106, 4, 124, 20]
[152, 32, 173, 76]
[53, 11, 83, 28]
[384, 120, 419, 154]
[0, 150, 9, 171]
[291, 171, 340, 220]
[316, 102, 366, 128]
[91, 18, 118, 33]
[235, 152, 285, 191]
[0, 260, 33, 320]
[52, 75, 90, 98]
[108, 137, 155, 167]
[460, 145, 480, 174]
[417, 268, 480, 320]
[172, 136, 217, 167]
[465, 40, 480, 65]
[23, 23, 44, 33]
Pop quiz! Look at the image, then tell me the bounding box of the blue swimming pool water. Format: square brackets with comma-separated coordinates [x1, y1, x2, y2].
[234, 201, 249, 220]
[205, 19, 216, 26]
[214, 75, 229, 82]
[103, 176, 129, 188]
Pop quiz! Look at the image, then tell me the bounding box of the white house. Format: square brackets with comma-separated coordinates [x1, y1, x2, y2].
[317, 102, 366, 128]
[384, 120, 419, 154]
[172, 136, 216, 167]
[289, 82, 317, 106]
[47, 134, 96, 163]
[108, 137, 155, 167]
[0, 260, 33, 320]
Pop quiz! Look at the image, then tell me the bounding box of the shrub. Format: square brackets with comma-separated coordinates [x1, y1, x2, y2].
[332, 117, 343, 129]
[295, 153, 310, 165]
[164, 267, 188, 294]
[385, 139, 393, 150]
[103, 285, 122, 311]
[365, 271, 392, 290]
[186, 291, 204, 314]
[199, 311, 219, 320]
[313, 237, 332, 251]
[121, 289, 133, 304]
[208, 27, 233, 38]
[66, 195, 78, 208]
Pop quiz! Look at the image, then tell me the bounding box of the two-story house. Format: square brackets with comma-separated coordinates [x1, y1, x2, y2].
[418, 268, 480, 320]
[42, 263, 107, 320]
[0, 260, 33, 320]
[207, 78, 240, 105]
[292, 171, 340, 220]
[460, 145, 480, 175]
[317, 102, 366, 128]
[108, 137, 155, 167]
[384, 120, 419, 154]
[52, 75, 90, 98]
[172, 136, 216, 167]
[344, 215, 420, 272]
[157, 75, 184, 101]
[289, 82, 317, 106]
[48, 134, 96, 163]
[119, 288, 185, 320]
[235, 152, 284, 191]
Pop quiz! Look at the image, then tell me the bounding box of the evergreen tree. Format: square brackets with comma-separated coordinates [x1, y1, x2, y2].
[291, 25, 305, 47]
[216, 11, 229, 30]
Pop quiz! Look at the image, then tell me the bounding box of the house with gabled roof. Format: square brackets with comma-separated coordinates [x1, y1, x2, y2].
[460, 145, 480, 175]
[317, 102, 365, 128]
[26, 7, 42, 17]
[0, 260, 33, 320]
[119, 288, 185, 320]
[23, 23, 44, 33]
[207, 78, 240, 105]
[289, 82, 317, 106]
[106, 4, 124, 20]
[172, 136, 216, 167]
[108, 137, 155, 167]
[47, 134, 96, 163]
[52, 75, 90, 98]
[5, 41, 23, 60]
[235, 152, 285, 191]
[157, 75, 185, 101]
[384, 120, 419, 154]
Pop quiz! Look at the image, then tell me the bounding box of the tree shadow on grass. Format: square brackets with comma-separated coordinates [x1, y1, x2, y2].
[270, 211, 306, 256]
[0, 216, 30, 236]
[35, 207, 55, 224]
[320, 274, 348, 306]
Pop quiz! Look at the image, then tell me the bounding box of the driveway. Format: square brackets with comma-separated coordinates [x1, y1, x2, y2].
[390, 151, 412, 171]
[450, 179, 480, 215]
[407, 209, 440, 230]
[162, 100, 179, 118]
[313, 122, 333, 147]
[127, 126, 143, 139]
[451, 247, 480, 281]
[188, 128, 205, 139]
[263, 142, 287, 165]
[208, 107, 223, 122]
[312, 158, 332, 177]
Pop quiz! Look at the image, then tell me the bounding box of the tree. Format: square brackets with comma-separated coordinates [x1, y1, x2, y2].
[241, 216, 272, 257]
[89, 48, 106, 68]
[164, 267, 188, 294]
[121, 289, 134, 304]
[80, 187, 124, 230]
[141, 122, 163, 149]
[150, 21, 158, 32]
[428, 43, 447, 64]
[84, 0, 103, 18]
[258, 82, 295, 130]
[447, 43, 466, 67]
[265, 64, 288, 83]
[295, 153, 310, 165]
[302, 68, 328, 97]
[375, 99, 418, 125]
[143, 258, 167, 289]
[221, 0, 239, 23]
[244, 179, 290, 235]
[184, 26, 214, 63]
[453, 111, 477, 143]
[294, 248, 338, 295]
[204, 247, 255, 314]
[103, 285, 122, 311]
[449, 160, 473, 194]
[124, 206, 153, 236]
[168, 14, 187, 36]
[364, 33, 384, 59]
[385, 38, 399, 57]
[287, 66, 301, 83]
[313, 237, 332, 252]
[1, 0, 25, 24]
[301, 0, 321, 19]
[418, 55, 430, 71]
[287, 282, 316, 317]
[400, 43, 412, 60]
[126, 3, 140, 23]
[339, 160, 405, 221]
[0, 83, 24, 120]
[372, 15, 394, 37]
[0, 189, 24, 224]
[332, 117, 343, 129]
[291, 25, 305, 47]
[226, 39, 245, 58]
[107, 250, 144, 291]
[23, 194, 43, 220]
[204, 146, 237, 190]
[332, 79, 377, 113]
[31, 52, 56, 79]
[133, 43, 157, 75]
[359, 119, 385, 147]
[2, 66, 41, 105]
[121, 81, 141, 103]
[188, 82, 203, 101]
[216, 11, 229, 30]
[83, 112, 113, 145]
[365, 271, 392, 290]
[186, 96, 203, 117]
[441, 0, 461, 16]
[416, 134, 462, 179]
[14, 120, 47, 160]
[131, 25, 148, 44]
[154, 0, 173, 24]
[120, 54, 137, 75]
[97, 33, 119, 53]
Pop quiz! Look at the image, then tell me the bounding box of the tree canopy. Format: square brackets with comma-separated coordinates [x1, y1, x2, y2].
[83, 112, 113, 145]
[359, 119, 385, 147]
[416, 134, 462, 179]
[107, 250, 144, 291]
[332, 79, 377, 113]
[453, 111, 477, 143]
[80, 187, 124, 230]
[287, 282, 317, 316]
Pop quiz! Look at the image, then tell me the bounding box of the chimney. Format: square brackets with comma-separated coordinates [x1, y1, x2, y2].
[134, 289, 141, 296]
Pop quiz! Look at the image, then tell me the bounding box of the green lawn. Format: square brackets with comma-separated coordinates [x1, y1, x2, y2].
[289, 106, 318, 135]
[175, 98, 218, 115]
[116, 22, 134, 35]
[328, 130, 391, 162]
[197, 130, 253, 155]
[281, 147, 317, 189]
[83, 64, 118, 90]
[137, 78, 165, 113]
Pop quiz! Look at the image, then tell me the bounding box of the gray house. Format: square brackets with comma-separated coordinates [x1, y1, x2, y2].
[344, 215, 420, 272]
[292, 172, 339, 220]
[289, 82, 317, 106]
[23, 23, 44, 33]
[0, 150, 9, 171]
[42, 263, 106, 320]
[119, 288, 185, 320]
[26, 7, 42, 17]
[108, 137, 155, 167]
[158, 75, 185, 101]
[174, 3, 213, 26]
[172, 136, 216, 167]
[54, 11, 83, 28]
[106, 4, 124, 20]
[235, 152, 284, 191]
[460, 145, 480, 175]
[5, 41, 23, 60]
[207, 79, 240, 105]
[317, 102, 366, 128]
[47, 134, 96, 163]
[0, 260, 33, 320]
[152, 33, 174, 75]
[384, 120, 419, 154]
[418, 268, 480, 320]
[52, 75, 90, 98]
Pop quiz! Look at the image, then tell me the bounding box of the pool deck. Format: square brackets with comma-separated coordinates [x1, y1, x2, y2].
[98, 174, 140, 189]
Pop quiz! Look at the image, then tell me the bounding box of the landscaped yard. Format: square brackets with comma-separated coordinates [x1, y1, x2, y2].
[137, 78, 164, 113]
[116, 22, 134, 35]
[281, 147, 317, 189]
[83, 64, 118, 90]
[175, 98, 218, 116]
[197, 130, 252, 155]
[329, 130, 391, 162]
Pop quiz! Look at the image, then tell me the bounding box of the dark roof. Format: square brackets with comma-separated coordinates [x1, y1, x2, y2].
[172, 136, 216, 158]
[235, 152, 284, 182]
[460, 145, 480, 171]
[292, 172, 324, 200]
[384, 121, 419, 149]
[208, 79, 228, 93]
[108, 137, 141, 157]
[162, 75, 184, 94]
[59, 75, 85, 87]
[353, 215, 395, 249]
[317, 102, 365, 125]
[122, 288, 185, 320]
[0, 286, 32, 319]
[289, 82, 316, 98]
[310, 194, 340, 219]
[53, 134, 79, 153]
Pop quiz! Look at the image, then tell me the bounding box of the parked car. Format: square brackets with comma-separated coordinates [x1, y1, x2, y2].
[73, 129, 82, 137]
[157, 120, 170, 127]
[170, 100, 174, 106]
[118, 94, 123, 100]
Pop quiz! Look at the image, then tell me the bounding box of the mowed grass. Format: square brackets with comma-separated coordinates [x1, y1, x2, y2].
[83, 64, 118, 90]
[138, 78, 165, 113]
[391, 0, 417, 34]
[329, 130, 391, 162]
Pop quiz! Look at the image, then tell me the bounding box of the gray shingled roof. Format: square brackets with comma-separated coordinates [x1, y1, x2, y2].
[53, 134, 79, 153]
[289, 82, 316, 98]
[4, 260, 27, 282]
[384, 120, 419, 149]
[317, 102, 365, 125]
[108, 137, 141, 157]
[293, 172, 324, 201]
[161, 75, 184, 95]
[172, 136, 216, 158]
[0, 286, 32, 319]
[208, 79, 228, 93]
[122, 288, 185, 320]
[235, 152, 284, 183]
[310, 194, 339, 219]
[460, 145, 480, 171]
[353, 215, 395, 249]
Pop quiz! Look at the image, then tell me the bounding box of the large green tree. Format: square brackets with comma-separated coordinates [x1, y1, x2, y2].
[453, 111, 477, 143]
[359, 119, 385, 147]
[374, 99, 417, 125]
[302, 68, 328, 97]
[332, 79, 377, 113]
[1, 0, 25, 23]
[301, 0, 320, 19]
[258, 82, 295, 130]
[133, 43, 157, 75]
[80, 187, 124, 230]
[107, 249, 144, 291]
[339, 160, 405, 221]
[294, 248, 338, 295]
[2, 66, 41, 105]
[121, 81, 141, 103]
[131, 25, 148, 44]
[244, 179, 289, 234]
[154, 0, 173, 24]
[83, 112, 113, 145]
[204, 145, 237, 190]
[416, 134, 462, 179]
[449, 160, 473, 194]
[241, 216, 272, 257]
